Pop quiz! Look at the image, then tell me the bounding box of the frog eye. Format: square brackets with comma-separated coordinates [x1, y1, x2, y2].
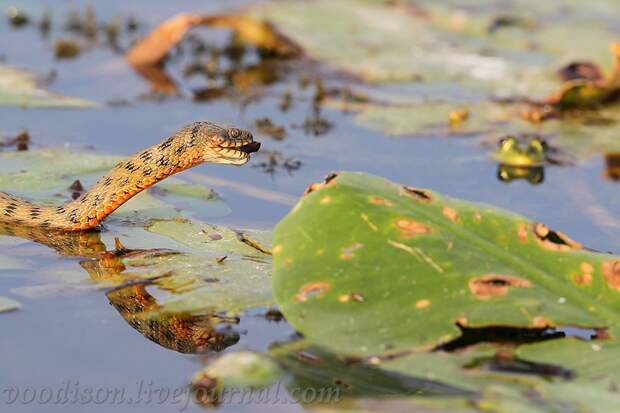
[528, 139, 545, 154]
[499, 136, 517, 151]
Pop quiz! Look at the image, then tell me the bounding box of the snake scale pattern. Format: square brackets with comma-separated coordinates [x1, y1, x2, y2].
[0, 122, 260, 231]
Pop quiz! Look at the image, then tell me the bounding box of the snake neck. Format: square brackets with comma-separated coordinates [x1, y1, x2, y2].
[0, 133, 203, 232]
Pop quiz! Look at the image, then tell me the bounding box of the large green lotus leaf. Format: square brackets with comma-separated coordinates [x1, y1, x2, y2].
[0, 65, 95, 108]
[272, 172, 620, 356]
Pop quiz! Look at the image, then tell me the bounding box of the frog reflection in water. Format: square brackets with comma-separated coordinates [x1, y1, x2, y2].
[0, 224, 240, 353]
[492, 135, 548, 185]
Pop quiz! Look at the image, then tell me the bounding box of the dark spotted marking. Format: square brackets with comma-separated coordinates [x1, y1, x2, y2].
[156, 156, 169, 167]
[124, 162, 139, 172]
[158, 137, 175, 151]
[139, 150, 153, 162]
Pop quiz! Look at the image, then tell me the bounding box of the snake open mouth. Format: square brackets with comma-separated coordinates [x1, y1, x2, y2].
[238, 141, 261, 154]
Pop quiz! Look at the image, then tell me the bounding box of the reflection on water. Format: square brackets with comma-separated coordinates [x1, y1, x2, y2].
[108, 283, 240, 353]
[604, 153, 620, 181]
[497, 164, 545, 185]
[0, 224, 240, 354]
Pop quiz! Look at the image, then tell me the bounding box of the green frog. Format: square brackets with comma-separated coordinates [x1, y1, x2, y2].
[493, 135, 548, 167]
[492, 135, 551, 185]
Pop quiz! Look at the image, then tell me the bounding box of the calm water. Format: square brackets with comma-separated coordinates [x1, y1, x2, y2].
[1, 1, 618, 412]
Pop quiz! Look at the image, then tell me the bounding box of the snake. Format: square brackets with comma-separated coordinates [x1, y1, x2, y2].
[0, 122, 260, 232]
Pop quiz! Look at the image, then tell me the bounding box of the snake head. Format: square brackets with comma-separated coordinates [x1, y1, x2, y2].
[200, 123, 261, 165]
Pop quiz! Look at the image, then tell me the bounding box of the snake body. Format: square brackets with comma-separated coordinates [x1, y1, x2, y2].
[0, 122, 259, 231]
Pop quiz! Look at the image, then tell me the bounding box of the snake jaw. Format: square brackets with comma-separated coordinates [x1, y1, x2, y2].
[204, 127, 260, 165]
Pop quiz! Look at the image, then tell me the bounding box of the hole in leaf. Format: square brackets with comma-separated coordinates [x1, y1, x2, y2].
[303, 172, 339, 195]
[295, 282, 331, 302]
[400, 186, 433, 202]
[469, 274, 531, 299]
[533, 223, 582, 251]
[434, 322, 608, 352]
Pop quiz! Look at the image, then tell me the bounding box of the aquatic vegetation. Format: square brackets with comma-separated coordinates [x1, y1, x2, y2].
[271, 171, 620, 411]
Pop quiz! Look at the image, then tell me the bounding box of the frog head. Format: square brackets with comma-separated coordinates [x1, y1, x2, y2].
[493, 135, 547, 167]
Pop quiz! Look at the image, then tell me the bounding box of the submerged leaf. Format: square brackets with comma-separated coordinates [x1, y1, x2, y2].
[0, 64, 95, 108]
[0, 295, 21, 313]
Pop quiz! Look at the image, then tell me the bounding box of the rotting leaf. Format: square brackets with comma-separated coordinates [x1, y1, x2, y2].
[126, 13, 301, 67]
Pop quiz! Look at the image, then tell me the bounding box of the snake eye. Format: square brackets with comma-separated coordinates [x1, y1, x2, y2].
[228, 128, 240, 137]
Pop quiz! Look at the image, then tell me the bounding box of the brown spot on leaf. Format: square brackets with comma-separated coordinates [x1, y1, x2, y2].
[603, 260, 620, 291]
[574, 262, 594, 286]
[473, 213, 482, 222]
[303, 172, 339, 195]
[469, 274, 532, 300]
[442, 207, 460, 223]
[340, 242, 364, 260]
[532, 316, 552, 328]
[272, 244, 283, 255]
[533, 223, 582, 251]
[368, 196, 394, 207]
[415, 299, 431, 309]
[320, 196, 332, 204]
[400, 186, 433, 203]
[338, 292, 365, 303]
[395, 218, 432, 237]
[517, 223, 528, 243]
[295, 282, 331, 302]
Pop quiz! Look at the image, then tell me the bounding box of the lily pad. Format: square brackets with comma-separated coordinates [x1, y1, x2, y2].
[272, 172, 620, 355]
[0, 147, 272, 317]
[193, 351, 281, 390]
[252, 0, 620, 158]
[271, 172, 620, 412]
[0, 296, 21, 313]
[0, 64, 95, 108]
